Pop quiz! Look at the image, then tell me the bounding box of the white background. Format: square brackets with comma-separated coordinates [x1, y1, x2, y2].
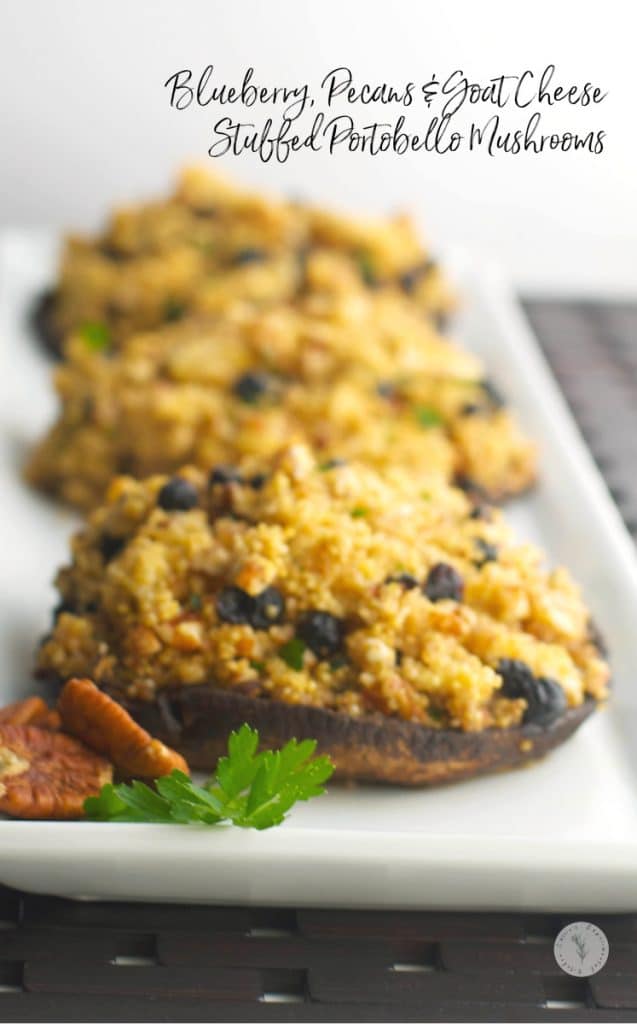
[1, 0, 635, 293]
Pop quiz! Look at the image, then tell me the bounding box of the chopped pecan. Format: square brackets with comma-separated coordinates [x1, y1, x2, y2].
[0, 697, 61, 730]
[0, 724, 113, 819]
[58, 678, 189, 779]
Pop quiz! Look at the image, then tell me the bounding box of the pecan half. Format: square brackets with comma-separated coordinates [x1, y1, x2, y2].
[0, 697, 61, 730]
[58, 678, 189, 779]
[0, 724, 113, 819]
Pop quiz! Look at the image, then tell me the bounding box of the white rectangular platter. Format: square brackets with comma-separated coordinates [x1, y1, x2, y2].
[1, 232, 636, 911]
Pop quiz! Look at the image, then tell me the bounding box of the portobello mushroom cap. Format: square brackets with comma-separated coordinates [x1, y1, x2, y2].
[109, 684, 598, 786]
[31, 289, 63, 358]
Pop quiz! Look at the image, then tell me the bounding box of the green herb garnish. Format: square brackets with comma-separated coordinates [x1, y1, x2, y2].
[278, 636, 306, 671]
[350, 506, 368, 518]
[164, 298, 186, 322]
[188, 593, 202, 612]
[84, 724, 333, 829]
[249, 659, 266, 673]
[356, 251, 377, 286]
[415, 406, 444, 428]
[79, 321, 111, 352]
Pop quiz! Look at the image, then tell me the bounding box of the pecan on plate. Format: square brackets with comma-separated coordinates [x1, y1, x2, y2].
[0, 697, 61, 730]
[58, 678, 189, 779]
[0, 724, 113, 819]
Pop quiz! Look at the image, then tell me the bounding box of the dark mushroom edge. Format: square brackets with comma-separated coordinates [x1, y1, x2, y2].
[96, 684, 600, 787]
[31, 289, 63, 358]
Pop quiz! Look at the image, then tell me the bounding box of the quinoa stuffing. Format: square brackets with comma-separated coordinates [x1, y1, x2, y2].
[39, 166, 454, 353]
[36, 445, 609, 733]
[26, 282, 536, 509]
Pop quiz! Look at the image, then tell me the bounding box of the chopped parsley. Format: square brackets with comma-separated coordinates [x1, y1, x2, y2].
[164, 298, 187, 322]
[84, 724, 333, 830]
[278, 636, 306, 671]
[78, 321, 111, 352]
[415, 406, 444, 428]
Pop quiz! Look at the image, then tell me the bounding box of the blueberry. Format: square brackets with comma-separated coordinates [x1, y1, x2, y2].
[468, 504, 491, 521]
[474, 538, 498, 567]
[216, 586, 255, 625]
[460, 402, 481, 417]
[52, 599, 77, 622]
[398, 259, 436, 294]
[232, 371, 270, 403]
[209, 466, 244, 485]
[251, 586, 285, 629]
[455, 474, 489, 501]
[423, 563, 464, 602]
[157, 477, 199, 511]
[385, 573, 419, 590]
[233, 248, 268, 266]
[99, 533, 126, 562]
[249, 473, 268, 490]
[481, 378, 507, 410]
[497, 658, 567, 727]
[99, 243, 130, 263]
[164, 298, 187, 323]
[297, 610, 344, 659]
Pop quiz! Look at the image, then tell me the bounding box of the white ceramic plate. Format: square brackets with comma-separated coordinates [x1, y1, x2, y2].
[1, 232, 636, 911]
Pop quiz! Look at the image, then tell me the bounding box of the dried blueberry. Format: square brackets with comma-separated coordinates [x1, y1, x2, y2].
[164, 298, 187, 323]
[99, 533, 126, 563]
[251, 586, 285, 629]
[474, 538, 498, 567]
[297, 610, 344, 659]
[216, 586, 255, 625]
[233, 248, 268, 266]
[99, 242, 130, 263]
[423, 563, 464, 602]
[232, 371, 271, 403]
[454, 474, 489, 501]
[398, 259, 436, 294]
[460, 402, 481, 417]
[209, 466, 244, 485]
[468, 504, 490, 521]
[497, 658, 567, 727]
[249, 473, 268, 490]
[52, 599, 77, 622]
[385, 573, 419, 590]
[157, 477, 199, 511]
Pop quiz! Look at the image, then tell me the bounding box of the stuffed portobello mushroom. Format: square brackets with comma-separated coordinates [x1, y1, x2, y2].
[36, 445, 609, 786]
[32, 166, 454, 358]
[26, 281, 535, 510]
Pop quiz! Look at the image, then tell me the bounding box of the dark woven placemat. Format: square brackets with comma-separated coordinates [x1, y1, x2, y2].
[1, 299, 636, 1023]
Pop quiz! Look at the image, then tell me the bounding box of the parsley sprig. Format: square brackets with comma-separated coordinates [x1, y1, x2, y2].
[84, 724, 333, 829]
